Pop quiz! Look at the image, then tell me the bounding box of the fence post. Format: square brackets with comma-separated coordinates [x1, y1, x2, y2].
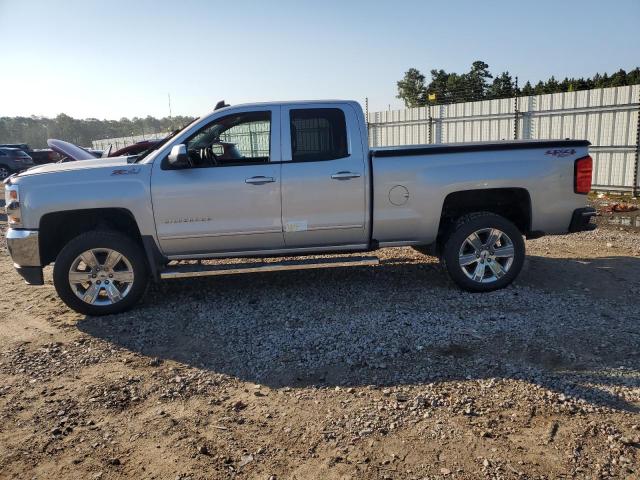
[428, 106, 433, 144]
[365, 97, 371, 147]
[434, 104, 444, 144]
[513, 98, 520, 140]
[633, 102, 640, 197]
[512, 76, 521, 140]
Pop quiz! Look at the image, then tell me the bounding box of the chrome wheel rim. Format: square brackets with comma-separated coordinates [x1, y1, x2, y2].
[0, 167, 9, 179]
[69, 248, 134, 305]
[458, 228, 515, 284]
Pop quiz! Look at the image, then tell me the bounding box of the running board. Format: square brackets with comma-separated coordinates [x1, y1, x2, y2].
[160, 256, 380, 280]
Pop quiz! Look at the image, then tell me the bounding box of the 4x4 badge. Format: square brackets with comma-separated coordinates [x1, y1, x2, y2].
[545, 148, 576, 157]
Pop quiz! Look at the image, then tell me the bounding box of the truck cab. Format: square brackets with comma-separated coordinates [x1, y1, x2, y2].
[150, 101, 371, 256]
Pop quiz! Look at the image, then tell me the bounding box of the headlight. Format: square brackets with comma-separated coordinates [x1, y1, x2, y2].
[4, 184, 21, 227]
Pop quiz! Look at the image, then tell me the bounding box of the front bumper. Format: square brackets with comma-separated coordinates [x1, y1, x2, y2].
[568, 207, 597, 233]
[6, 228, 44, 285]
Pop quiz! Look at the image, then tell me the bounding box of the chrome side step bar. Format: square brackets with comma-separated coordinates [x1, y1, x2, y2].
[160, 256, 380, 280]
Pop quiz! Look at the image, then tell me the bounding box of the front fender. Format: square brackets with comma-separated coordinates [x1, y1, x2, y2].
[17, 164, 155, 236]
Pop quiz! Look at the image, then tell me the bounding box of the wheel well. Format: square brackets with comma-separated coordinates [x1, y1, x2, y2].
[435, 188, 531, 249]
[39, 208, 142, 265]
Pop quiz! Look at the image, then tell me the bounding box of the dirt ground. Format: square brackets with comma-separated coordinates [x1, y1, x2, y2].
[0, 201, 639, 479]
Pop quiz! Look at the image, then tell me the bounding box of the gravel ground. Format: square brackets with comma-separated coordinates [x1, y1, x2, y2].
[0, 211, 639, 479]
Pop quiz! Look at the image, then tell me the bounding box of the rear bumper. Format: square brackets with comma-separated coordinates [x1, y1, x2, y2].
[6, 228, 44, 285]
[568, 207, 597, 233]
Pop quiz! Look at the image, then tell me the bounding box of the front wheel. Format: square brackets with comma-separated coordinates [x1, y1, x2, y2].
[442, 212, 525, 292]
[53, 231, 149, 315]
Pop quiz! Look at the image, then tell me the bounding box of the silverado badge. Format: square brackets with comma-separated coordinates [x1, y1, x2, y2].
[163, 217, 212, 224]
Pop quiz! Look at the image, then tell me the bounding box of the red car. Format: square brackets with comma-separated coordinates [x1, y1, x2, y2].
[110, 140, 163, 157]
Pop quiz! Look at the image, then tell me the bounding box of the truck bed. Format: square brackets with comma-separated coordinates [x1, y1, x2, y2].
[369, 139, 591, 246]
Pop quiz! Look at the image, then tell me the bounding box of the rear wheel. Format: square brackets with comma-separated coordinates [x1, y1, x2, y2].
[53, 231, 149, 315]
[442, 212, 525, 292]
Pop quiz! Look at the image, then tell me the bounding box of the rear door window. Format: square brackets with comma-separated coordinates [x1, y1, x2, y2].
[290, 108, 348, 162]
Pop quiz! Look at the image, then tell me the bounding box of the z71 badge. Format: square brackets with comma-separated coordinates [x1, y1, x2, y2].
[545, 148, 576, 158]
[111, 167, 141, 175]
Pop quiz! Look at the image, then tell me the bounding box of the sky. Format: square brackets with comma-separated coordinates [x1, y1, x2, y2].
[0, 0, 638, 120]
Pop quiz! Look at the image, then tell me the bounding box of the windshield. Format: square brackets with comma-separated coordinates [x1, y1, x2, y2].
[134, 118, 202, 162]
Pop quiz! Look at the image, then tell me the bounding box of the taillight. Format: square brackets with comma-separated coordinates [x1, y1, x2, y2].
[574, 155, 592, 194]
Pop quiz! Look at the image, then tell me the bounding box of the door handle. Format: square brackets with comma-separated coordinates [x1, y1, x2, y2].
[245, 176, 275, 185]
[331, 171, 361, 180]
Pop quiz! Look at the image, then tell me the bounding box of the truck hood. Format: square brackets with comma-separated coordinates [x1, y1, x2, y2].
[16, 156, 131, 177]
[48, 138, 99, 161]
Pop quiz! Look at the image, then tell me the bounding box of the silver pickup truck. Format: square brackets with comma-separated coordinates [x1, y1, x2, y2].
[4, 100, 596, 315]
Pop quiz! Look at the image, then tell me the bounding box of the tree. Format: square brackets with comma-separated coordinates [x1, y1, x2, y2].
[488, 71, 516, 99]
[521, 81, 534, 96]
[397, 64, 640, 106]
[396, 68, 427, 107]
[0, 114, 196, 148]
[464, 61, 493, 101]
[627, 67, 640, 85]
[609, 69, 628, 87]
[544, 76, 560, 94]
[426, 69, 451, 104]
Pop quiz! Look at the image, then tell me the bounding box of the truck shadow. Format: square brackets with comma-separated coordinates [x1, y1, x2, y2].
[78, 254, 640, 412]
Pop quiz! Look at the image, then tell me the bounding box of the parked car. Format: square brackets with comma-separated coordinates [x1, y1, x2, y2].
[0, 147, 35, 179]
[0, 143, 58, 165]
[4, 100, 595, 315]
[0, 143, 30, 152]
[45, 139, 104, 162]
[51, 140, 163, 162]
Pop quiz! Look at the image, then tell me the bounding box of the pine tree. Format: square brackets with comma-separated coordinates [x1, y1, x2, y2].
[521, 81, 534, 96]
[488, 72, 516, 99]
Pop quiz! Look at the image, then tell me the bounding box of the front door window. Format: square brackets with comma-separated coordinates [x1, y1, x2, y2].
[181, 111, 271, 167]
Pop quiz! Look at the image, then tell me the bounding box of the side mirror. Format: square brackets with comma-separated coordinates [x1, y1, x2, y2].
[168, 144, 189, 167]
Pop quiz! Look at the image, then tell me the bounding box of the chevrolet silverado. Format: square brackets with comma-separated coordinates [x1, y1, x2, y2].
[4, 100, 596, 315]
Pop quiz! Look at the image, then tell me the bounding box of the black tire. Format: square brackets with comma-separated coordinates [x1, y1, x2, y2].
[441, 212, 525, 292]
[53, 231, 149, 315]
[0, 165, 11, 180]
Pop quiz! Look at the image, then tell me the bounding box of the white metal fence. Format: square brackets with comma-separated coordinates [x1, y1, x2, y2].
[368, 85, 640, 194]
[92, 132, 167, 151]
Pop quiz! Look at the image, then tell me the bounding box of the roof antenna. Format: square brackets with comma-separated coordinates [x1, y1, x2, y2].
[215, 100, 229, 110]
